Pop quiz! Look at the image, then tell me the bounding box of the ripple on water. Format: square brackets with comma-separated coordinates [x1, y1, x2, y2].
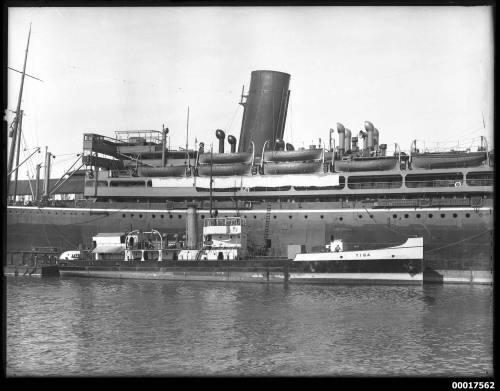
[6, 277, 493, 376]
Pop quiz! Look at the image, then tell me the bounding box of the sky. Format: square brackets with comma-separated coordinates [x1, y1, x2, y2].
[6, 6, 494, 179]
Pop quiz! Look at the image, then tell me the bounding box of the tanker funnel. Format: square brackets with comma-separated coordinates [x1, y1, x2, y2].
[238, 70, 291, 153]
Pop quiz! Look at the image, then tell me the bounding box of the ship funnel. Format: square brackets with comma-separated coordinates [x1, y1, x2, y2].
[275, 139, 285, 151]
[380, 143, 387, 157]
[228, 135, 237, 153]
[344, 128, 352, 154]
[336, 123, 345, 158]
[364, 121, 375, 150]
[216, 129, 225, 153]
[285, 143, 295, 151]
[238, 70, 291, 153]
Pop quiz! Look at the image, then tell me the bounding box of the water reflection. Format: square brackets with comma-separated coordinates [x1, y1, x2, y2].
[6, 277, 493, 376]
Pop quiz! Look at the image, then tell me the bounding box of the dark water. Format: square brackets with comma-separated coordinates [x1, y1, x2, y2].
[6, 276, 493, 376]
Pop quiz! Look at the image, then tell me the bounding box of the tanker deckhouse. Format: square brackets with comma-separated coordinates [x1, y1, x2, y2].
[6, 70, 493, 284]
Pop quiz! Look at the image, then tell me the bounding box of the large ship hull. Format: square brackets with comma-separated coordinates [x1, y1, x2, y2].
[6, 203, 492, 284]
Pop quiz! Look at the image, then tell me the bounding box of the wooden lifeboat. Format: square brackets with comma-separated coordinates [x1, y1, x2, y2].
[197, 164, 252, 177]
[263, 161, 323, 175]
[263, 149, 322, 162]
[411, 151, 487, 169]
[198, 152, 253, 165]
[334, 156, 399, 172]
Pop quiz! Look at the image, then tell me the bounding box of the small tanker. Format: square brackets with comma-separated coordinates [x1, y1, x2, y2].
[58, 206, 423, 285]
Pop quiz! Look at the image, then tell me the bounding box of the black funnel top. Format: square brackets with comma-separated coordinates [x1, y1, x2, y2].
[238, 70, 291, 154]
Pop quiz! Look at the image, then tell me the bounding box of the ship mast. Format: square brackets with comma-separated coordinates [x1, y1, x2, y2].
[7, 25, 31, 191]
[209, 143, 213, 217]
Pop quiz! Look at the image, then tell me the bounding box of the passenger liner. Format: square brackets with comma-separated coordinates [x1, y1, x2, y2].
[6, 70, 493, 284]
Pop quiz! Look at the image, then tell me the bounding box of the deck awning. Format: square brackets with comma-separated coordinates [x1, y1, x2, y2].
[92, 245, 124, 254]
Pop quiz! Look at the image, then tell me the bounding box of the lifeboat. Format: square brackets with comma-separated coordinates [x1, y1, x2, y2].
[411, 151, 487, 169]
[334, 156, 398, 172]
[263, 161, 323, 175]
[198, 152, 253, 165]
[263, 149, 322, 162]
[197, 164, 252, 177]
[138, 166, 187, 177]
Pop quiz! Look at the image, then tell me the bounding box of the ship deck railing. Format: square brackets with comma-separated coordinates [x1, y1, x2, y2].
[203, 217, 247, 227]
[84, 133, 127, 145]
[114, 130, 162, 144]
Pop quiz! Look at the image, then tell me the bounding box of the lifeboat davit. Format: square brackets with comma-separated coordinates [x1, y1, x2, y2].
[197, 164, 252, 176]
[334, 157, 398, 172]
[263, 149, 322, 162]
[263, 161, 323, 175]
[411, 151, 487, 169]
[198, 152, 253, 165]
[138, 166, 188, 177]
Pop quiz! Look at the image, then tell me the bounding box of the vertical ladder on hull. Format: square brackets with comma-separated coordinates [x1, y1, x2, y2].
[264, 202, 272, 249]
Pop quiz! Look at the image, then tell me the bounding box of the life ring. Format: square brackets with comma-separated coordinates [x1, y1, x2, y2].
[454, 181, 462, 187]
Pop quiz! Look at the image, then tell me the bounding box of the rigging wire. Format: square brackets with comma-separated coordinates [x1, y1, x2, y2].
[225, 104, 241, 134]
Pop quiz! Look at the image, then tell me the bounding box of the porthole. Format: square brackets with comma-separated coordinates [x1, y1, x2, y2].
[320, 215, 324, 219]
[392, 214, 397, 219]
[404, 214, 409, 218]
[178, 215, 182, 219]
[358, 215, 363, 219]
[273, 215, 277, 219]
[201, 215, 205, 219]
[453, 213, 457, 218]
[466, 213, 470, 218]
[169, 215, 173, 219]
[152, 214, 156, 218]
[131, 214, 134, 218]
[305, 215, 308, 219]
[428, 214, 433, 218]
[416, 214, 421, 218]
[254, 215, 257, 219]
[139, 214, 143, 218]
[289, 215, 292, 219]
[161, 214, 164, 218]
[122, 214, 126, 218]
[339, 217, 343, 221]
[244, 215, 247, 219]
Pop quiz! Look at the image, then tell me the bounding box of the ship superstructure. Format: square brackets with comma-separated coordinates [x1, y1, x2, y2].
[7, 70, 494, 284]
